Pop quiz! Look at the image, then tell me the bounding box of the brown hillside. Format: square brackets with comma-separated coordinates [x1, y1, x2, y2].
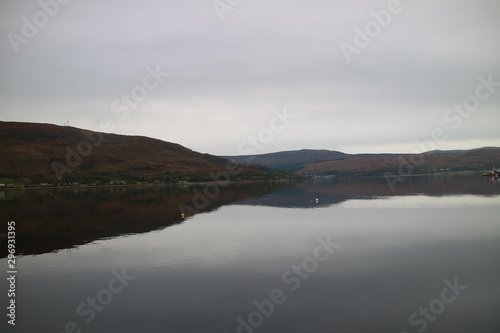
[297, 149, 500, 175]
[223, 148, 500, 176]
[0, 121, 286, 184]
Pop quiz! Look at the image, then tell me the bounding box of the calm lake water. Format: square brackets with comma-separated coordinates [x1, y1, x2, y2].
[1, 175, 500, 333]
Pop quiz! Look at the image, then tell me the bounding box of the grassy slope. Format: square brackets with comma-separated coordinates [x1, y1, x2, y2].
[298, 149, 500, 175]
[223, 148, 500, 176]
[0, 121, 290, 184]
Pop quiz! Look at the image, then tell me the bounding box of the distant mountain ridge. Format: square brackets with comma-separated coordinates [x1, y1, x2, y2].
[2, 121, 498, 184]
[222, 149, 348, 172]
[223, 147, 500, 176]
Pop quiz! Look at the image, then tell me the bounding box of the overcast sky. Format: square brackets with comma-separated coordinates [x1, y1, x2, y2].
[1, 0, 500, 155]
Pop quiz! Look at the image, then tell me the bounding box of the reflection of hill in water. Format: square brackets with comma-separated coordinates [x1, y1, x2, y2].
[0, 182, 290, 258]
[1, 176, 498, 257]
[232, 175, 500, 208]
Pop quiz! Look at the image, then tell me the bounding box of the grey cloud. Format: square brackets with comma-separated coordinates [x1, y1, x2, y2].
[1, 0, 499, 155]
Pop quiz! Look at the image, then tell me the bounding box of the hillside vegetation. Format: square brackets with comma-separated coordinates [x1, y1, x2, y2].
[0, 121, 291, 186]
[223, 148, 500, 176]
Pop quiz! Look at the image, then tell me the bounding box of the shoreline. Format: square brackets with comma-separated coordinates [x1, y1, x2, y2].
[0, 171, 489, 191]
[0, 178, 300, 191]
[307, 170, 486, 179]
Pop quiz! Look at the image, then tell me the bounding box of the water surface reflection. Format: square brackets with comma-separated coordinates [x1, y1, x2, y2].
[0, 176, 499, 333]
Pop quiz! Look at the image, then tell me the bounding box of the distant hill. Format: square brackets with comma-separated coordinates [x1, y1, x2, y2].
[223, 148, 500, 176]
[221, 149, 348, 173]
[0, 121, 290, 185]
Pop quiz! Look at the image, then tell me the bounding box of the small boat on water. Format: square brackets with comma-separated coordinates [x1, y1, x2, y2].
[482, 166, 500, 178]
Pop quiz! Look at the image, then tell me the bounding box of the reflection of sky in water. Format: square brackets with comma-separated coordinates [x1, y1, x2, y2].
[342, 195, 500, 209]
[1, 188, 500, 333]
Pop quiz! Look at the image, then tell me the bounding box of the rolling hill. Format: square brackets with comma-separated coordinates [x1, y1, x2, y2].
[0, 121, 290, 185]
[2, 121, 498, 184]
[222, 149, 348, 173]
[223, 148, 500, 176]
